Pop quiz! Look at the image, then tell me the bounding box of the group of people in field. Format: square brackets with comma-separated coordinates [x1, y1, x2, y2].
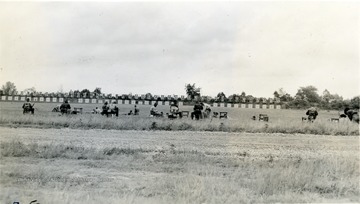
[22, 98, 79, 116]
[100, 101, 119, 117]
[93, 101, 139, 117]
[21, 98, 359, 124]
[149, 101, 181, 118]
[51, 100, 74, 114]
[149, 100, 212, 120]
[343, 107, 360, 123]
[304, 106, 359, 124]
[190, 101, 212, 120]
[149, 101, 182, 118]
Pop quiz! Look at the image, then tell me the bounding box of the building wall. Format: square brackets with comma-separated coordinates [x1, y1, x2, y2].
[0, 95, 281, 109]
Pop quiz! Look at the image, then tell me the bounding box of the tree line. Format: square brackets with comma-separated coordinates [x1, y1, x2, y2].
[185, 84, 359, 110]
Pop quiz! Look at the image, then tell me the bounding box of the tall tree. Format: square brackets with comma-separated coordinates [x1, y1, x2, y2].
[349, 96, 360, 109]
[295, 86, 321, 104]
[1, 81, 17, 95]
[216, 92, 227, 102]
[289, 97, 310, 109]
[93, 87, 102, 95]
[73, 90, 80, 97]
[322, 89, 332, 103]
[278, 88, 287, 97]
[81, 89, 91, 97]
[228, 94, 240, 103]
[273, 91, 280, 98]
[145, 93, 153, 100]
[280, 93, 293, 102]
[245, 95, 254, 103]
[23, 87, 36, 95]
[273, 88, 292, 102]
[185, 83, 201, 100]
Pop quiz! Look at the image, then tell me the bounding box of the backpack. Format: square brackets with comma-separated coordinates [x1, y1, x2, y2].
[23, 103, 31, 109]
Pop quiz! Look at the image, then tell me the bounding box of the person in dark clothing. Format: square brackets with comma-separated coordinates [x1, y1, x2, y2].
[344, 107, 359, 124]
[134, 101, 140, 115]
[191, 101, 203, 120]
[169, 101, 182, 119]
[305, 107, 318, 122]
[109, 101, 119, 117]
[60, 100, 71, 115]
[22, 98, 34, 114]
[101, 102, 110, 117]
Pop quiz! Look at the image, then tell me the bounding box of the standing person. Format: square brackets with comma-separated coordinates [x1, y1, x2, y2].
[22, 98, 35, 114]
[101, 101, 110, 117]
[191, 101, 203, 120]
[150, 102, 162, 117]
[169, 101, 182, 118]
[203, 103, 212, 118]
[60, 100, 71, 115]
[306, 107, 318, 122]
[109, 101, 119, 117]
[134, 101, 140, 115]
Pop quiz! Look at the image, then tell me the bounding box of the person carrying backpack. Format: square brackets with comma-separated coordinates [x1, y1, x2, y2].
[306, 107, 318, 122]
[101, 101, 110, 117]
[22, 98, 34, 114]
[60, 100, 71, 115]
[191, 101, 204, 120]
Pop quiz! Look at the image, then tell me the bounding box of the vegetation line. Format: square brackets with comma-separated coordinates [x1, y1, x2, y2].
[0, 116, 358, 136]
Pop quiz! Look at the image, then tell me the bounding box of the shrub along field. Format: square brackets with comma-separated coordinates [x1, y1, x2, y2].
[0, 101, 359, 135]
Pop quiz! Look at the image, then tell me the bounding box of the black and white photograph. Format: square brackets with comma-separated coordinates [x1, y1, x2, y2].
[0, 1, 359, 203]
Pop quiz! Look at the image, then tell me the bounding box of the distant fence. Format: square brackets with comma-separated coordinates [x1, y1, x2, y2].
[0, 95, 281, 109]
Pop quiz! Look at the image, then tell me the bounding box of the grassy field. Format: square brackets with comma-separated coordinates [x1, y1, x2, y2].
[0, 101, 359, 203]
[0, 101, 359, 135]
[0, 101, 345, 118]
[0, 127, 359, 204]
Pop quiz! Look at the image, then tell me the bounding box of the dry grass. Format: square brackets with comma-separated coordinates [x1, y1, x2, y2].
[1, 128, 359, 204]
[0, 101, 359, 135]
[1, 101, 359, 203]
[0, 114, 358, 135]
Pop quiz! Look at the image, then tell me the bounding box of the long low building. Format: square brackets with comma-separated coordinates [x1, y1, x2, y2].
[0, 95, 282, 109]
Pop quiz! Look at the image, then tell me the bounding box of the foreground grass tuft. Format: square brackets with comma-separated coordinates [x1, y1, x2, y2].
[1, 140, 359, 203]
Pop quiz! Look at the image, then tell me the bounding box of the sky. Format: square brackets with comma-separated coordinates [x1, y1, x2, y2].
[0, 1, 359, 99]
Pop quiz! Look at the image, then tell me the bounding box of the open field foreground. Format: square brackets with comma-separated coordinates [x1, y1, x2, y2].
[0, 127, 359, 203]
